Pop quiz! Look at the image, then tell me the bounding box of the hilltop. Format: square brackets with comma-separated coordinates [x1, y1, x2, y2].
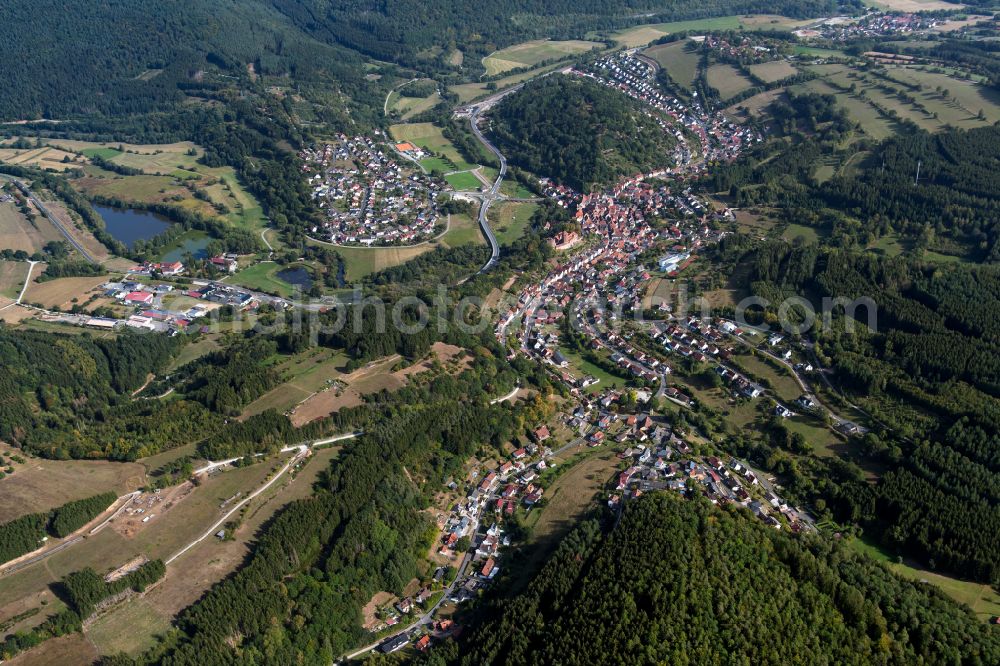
[454, 494, 1000, 665]
[488, 75, 679, 190]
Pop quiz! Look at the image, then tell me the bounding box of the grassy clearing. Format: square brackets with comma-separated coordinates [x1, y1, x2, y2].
[0, 449, 145, 523]
[336, 246, 427, 283]
[444, 170, 482, 191]
[242, 348, 349, 418]
[6, 632, 99, 666]
[867, 233, 908, 258]
[167, 336, 220, 371]
[799, 62, 1000, 137]
[79, 147, 123, 160]
[706, 63, 755, 100]
[225, 262, 299, 297]
[492, 201, 538, 245]
[749, 60, 798, 83]
[922, 248, 970, 264]
[286, 347, 472, 426]
[559, 347, 628, 392]
[449, 63, 566, 103]
[782, 223, 822, 245]
[0, 528, 142, 609]
[127, 458, 283, 562]
[22, 274, 107, 310]
[389, 80, 443, 121]
[0, 145, 81, 172]
[0, 260, 29, 300]
[847, 537, 1000, 621]
[511, 449, 618, 592]
[892, 66, 1000, 126]
[644, 41, 700, 87]
[727, 88, 786, 120]
[440, 212, 483, 247]
[500, 179, 535, 198]
[794, 79, 896, 139]
[793, 46, 847, 58]
[734, 353, 801, 403]
[85, 598, 169, 657]
[138, 444, 204, 478]
[483, 39, 601, 76]
[78, 449, 344, 659]
[863, 0, 966, 10]
[784, 416, 847, 457]
[138, 447, 342, 630]
[389, 123, 475, 172]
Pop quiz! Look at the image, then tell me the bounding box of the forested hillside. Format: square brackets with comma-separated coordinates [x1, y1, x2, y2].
[447, 494, 1000, 665]
[110, 336, 555, 664]
[0, 0, 840, 121]
[490, 76, 677, 191]
[0, 0, 375, 121]
[271, 0, 841, 67]
[715, 123, 1000, 262]
[0, 329, 186, 459]
[744, 246, 1000, 584]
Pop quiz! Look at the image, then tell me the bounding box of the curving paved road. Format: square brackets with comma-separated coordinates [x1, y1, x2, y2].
[468, 108, 503, 272]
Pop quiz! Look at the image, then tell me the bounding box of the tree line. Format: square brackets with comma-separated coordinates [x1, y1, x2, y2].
[0, 492, 116, 563]
[1, 560, 164, 661]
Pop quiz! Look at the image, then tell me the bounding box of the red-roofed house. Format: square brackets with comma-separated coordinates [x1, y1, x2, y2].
[124, 291, 153, 305]
[479, 471, 498, 493]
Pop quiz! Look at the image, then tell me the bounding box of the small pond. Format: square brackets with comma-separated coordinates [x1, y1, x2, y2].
[93, 205, 172, 249]
[162, 235, 212, 263]
[276, 266, 313, 290]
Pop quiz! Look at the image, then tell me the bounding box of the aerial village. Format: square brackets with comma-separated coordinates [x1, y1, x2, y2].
[795, 11, 945, 41]
[372, 375, 816, 655]
[301, 132, 447, 246]
[412, 55, 833, 648]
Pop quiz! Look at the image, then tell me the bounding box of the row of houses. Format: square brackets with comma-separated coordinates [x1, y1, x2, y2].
[613, 448, 813, 533]
[584, 50, 762, 165]
[128, 261, 184, 276]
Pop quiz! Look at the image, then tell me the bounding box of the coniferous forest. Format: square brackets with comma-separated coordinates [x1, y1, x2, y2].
[490, 76, 678, 191]
[445, 494, 1000, 665]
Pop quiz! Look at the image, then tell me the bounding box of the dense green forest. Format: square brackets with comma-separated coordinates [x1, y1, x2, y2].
[0, 0, 841, 121]
[489, 76, 678, 190]
[0, 329, 188, 459]
[0, 0, 376, 121]
[271, 0, 841, 68]
[446, 494, 1000, 665]
[741, 244, 1000, 583]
